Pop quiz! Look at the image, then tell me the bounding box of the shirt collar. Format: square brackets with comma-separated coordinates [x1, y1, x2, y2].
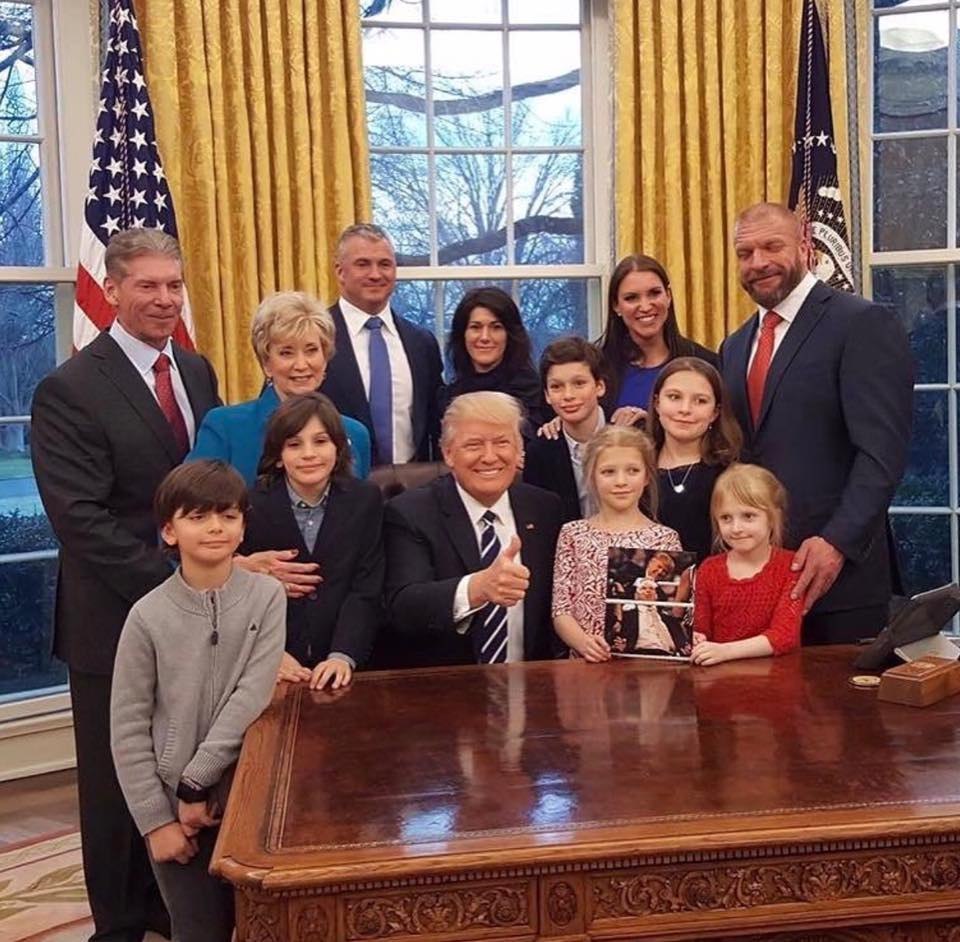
[563, 407, 606, 456]
[758, 271, 818, 326]
[285, 479, 330, 510]
[109, 318, 177, 376]
[454, 479, 512, 527]
[338, 296, 396, 339]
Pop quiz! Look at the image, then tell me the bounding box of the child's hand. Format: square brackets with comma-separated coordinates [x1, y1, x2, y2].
[236, 549, 322, 598]
[536, 416, 562, 440]
[277, 652, 312, 684]
[310, 658, 353, 690]
[691, 640, 731, 666]
[692, 631, 706, 646]
[578, 634, 612, 663]
[146, 821, 198, 864]
[178, 799, 220, 831]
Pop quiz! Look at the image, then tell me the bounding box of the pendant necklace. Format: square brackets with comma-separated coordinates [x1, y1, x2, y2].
[666, 463, 695, 495]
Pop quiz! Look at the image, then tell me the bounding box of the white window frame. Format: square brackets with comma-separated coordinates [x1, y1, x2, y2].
[361, 0, 612, 340]
[866, 1, 960, 622]
[0, 0, 96, 779]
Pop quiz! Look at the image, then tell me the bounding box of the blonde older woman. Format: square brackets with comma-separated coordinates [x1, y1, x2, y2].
[189, 291, 371, 483]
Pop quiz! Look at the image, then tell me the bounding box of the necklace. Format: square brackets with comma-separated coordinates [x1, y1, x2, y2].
[665, 463, 695, 494]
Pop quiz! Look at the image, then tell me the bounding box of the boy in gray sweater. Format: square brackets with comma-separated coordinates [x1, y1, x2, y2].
[111, 460, 285, 942]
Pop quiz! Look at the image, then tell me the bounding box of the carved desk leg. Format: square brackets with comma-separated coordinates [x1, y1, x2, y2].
[236, 889, 286, 942]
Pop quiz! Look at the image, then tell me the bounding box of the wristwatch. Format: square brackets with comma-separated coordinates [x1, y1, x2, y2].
[175, 780, 210, 803]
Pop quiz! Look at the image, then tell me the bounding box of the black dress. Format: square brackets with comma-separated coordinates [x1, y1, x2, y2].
[657, 462, 723, 562]
[437, 361, 548, 428]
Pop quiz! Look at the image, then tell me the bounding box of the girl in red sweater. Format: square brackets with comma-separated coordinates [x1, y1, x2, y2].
[691, 463, 802, 665]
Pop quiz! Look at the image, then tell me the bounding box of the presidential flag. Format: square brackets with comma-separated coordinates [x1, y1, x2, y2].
[788, 0, 854, 292]
[74, 0, 194, 350]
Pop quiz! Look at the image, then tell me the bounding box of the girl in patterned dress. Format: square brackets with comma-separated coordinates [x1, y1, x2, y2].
[552, 425, 681, 661]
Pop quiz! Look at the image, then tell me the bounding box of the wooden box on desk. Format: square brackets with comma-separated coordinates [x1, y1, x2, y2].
[878, 655, 960, 707]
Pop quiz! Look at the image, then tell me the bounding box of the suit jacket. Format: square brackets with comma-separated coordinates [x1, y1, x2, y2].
[321, 302, 444, 462]
[720, 281, 913, 614]
[189, 384, 371, 484]
[523, 433, 582, 524]
[240, 476, 384, 668]
[380, 474, 563, 668]
[30, 331, 221, 674]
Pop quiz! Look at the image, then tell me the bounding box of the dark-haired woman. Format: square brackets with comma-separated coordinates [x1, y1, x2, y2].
[648, 357, 742, 561]
[438, 286, 546, 424]
[599, 254, 718, 427]
[240, 392, 384, 690]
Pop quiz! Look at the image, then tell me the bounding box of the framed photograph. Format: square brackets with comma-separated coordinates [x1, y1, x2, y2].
[605, 547, 697, 660]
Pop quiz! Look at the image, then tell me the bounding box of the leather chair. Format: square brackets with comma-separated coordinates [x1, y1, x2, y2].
[368, 461, 450, 500]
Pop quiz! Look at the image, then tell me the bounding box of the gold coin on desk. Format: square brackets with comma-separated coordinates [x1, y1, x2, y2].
[849, 674, 881, 689]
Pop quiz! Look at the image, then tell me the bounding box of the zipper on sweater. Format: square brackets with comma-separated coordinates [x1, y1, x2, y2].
[210, 592, 219, 713]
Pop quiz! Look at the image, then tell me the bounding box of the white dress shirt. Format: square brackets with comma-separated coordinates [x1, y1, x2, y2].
[563, 407, 606, 517]
[746, 271, 819, 372]
[337, 296, 416, 463]
[451, 482, 525, 663]
[109, 319, 197, 445]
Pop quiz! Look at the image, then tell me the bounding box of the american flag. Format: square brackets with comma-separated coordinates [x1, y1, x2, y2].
[74, 0, 194, 350]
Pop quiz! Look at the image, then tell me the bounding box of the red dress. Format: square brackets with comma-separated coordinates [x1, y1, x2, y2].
[693, 548, 802, 655]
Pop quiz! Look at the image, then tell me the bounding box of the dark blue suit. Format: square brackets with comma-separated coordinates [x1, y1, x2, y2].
[720, 280, 913, 640]
[320, 302, 444, 463]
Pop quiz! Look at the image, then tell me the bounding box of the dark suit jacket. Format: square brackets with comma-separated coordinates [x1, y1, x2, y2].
[381, 474, 563, 668]
[321, 302, 444, 462]
[720, 281, 913, 614]
[523, 434, 581, 524]
[30, 331, 220, 675]
[240, 476, 384, 668]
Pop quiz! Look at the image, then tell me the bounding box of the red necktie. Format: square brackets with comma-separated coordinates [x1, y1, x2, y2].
[153, 353, 190, 457]
[746, 310, 782, 425]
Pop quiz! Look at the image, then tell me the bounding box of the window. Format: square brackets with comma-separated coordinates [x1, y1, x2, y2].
[360, 0, 608, 358]
[0, 0, 92, 704]
[869, 1, 960, 608]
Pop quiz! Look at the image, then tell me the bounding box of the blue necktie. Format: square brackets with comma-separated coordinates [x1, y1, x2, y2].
[365, 316, 393, 465]
[474, 510, 508, 664]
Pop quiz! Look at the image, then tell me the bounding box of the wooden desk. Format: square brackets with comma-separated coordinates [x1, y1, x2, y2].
[213, 649, 960, 941]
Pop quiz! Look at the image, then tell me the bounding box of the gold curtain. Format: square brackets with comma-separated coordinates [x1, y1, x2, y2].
[614, 0, 850, 349]
[133, 0, 371, 401]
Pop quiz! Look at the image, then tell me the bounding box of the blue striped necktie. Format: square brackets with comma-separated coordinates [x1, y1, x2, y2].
[365, 315, 393, 464]
[474, 510, 508, 664]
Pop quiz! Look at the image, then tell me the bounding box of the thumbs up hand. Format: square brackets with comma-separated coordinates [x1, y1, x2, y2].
[468, 534, 530, 609]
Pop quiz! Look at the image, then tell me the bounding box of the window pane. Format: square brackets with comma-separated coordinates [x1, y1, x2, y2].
[370, 153, 431, 263]
[436, 152, 507, 265]
[518, 278, 590, 359]
[392, 279, 440, 335]
[0, 422, 52, 545]
[0, 141, 43, 265]
[0, 284, 56, 414]
[874, 11, 947, 133]
[432, 31, 504, 146]
[509, 32, 581, 147]
[509, 0, 580, 25]
[872, 265, 946, 384]
[430, 0, 501, 23]
[873, 137, 946, 251]
[364, 27, 427, 148]
[514, 152, 583, 264]
[361, 0, 423, 23]
[895, 391, 948, 506]
[890, 514, 952, 597]
[0, 2, 37, 136]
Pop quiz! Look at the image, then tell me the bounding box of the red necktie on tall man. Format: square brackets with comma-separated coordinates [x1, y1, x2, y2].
[746, 310, 783, 426]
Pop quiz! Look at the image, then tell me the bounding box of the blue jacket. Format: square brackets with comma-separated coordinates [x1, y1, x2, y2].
[189, 385, 371, 484]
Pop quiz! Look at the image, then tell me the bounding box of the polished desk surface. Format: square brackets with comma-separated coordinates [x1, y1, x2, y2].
[214, 647, 960, 888]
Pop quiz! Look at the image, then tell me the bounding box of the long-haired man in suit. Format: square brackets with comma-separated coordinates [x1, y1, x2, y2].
[383, 391, 563, 668]
[31, 229, 221, 940]
[720, 202, 913, 645]
[321, 223, 444, 465]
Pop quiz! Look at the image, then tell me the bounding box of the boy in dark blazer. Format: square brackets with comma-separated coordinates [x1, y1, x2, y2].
[524, 336, 608, 523]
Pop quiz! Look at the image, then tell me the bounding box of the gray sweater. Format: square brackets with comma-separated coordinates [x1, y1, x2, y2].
[110, 565, 285, 836]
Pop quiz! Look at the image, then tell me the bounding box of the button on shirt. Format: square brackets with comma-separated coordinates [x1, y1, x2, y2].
[338, 297, 416, 463]
[452, 483, 525, 663]
[109, 319, 197, 445]
[746, 271, 818, 371]
[563, 408, 606, 517]
[287, 480, 329, 555]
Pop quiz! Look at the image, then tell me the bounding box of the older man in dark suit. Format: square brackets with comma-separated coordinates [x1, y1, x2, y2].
[31, 229, 220, 941]
[720, 202, 913, 645]
[321, 223, 444, 465]
[383, 391, 562, 668]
